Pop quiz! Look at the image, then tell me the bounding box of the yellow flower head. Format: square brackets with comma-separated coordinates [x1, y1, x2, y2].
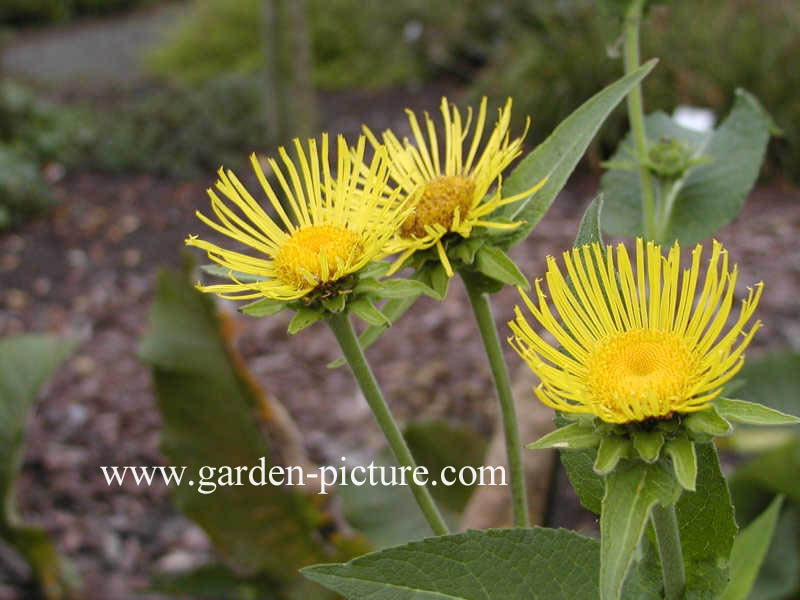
[364, 97, 544, 277]
[508, 239, 763, 424]
[186, 134, 410, 302]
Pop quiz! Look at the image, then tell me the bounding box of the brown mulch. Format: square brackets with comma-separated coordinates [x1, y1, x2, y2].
[1, 159, 799, 598]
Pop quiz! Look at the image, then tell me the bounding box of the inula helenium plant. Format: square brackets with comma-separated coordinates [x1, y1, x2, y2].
[183, 2, 799, 599]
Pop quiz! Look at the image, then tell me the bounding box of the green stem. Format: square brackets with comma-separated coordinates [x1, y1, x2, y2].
[462, 278, 529, 527]
[623, 0, 657, 241]
[651, 503, 686, 600]
[328, 312, 449, 536]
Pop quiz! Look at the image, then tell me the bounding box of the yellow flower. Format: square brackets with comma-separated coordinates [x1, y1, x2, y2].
[508, 239, 763, 424]
[364, 97, 544, 277]
[186, 134, 410, 302]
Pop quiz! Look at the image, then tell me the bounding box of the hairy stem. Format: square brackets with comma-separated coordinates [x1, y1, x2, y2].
[652, 503, 686, 600]
[328, 312, 449, 536]
[463, 278, 529, 527]
[624, 0, 657, 241]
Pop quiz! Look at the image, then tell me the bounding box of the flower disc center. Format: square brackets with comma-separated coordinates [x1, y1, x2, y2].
[400, 175, 474, 238]
[274, 224, 360, 288]
[586, 329, 697, 421]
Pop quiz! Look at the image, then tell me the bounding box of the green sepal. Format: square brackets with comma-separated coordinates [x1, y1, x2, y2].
[685, 405, 733, 437]
[429, 263, 450, 299]
[239, 297, 286, 317]
[527, 422, 601, 450]
[357, 260, 391, 280]
[458, 269, 504, 295]
[473, 245, 529, 289]
[593, 436, 631, 475]
[450, 237, 485, 265]
[632, 430, 664, 463]
[320, 294, 347, 313]
[349, 297, 390, 326]
[201, 264, 268, 283]
[664, 436, 698, 491]
[574, 194, 604, 248]
[354, 277, 440, 300]
[715, 397, 800, 426]
[287, 307, 324, 334]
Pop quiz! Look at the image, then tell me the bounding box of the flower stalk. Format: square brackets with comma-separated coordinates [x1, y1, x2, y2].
[651, 503, 686, 600]
[327, 311, 450, 536]
[623, 0, 657, 241]
[463, 278, 529, 527]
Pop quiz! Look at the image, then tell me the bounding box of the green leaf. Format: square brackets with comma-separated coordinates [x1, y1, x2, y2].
[593, 436, 631, 475]
[288, 306, 325, 334]
[716, 397, 800, 426]
[0, 334, 79, 599]
[473, 245, 529, 288]
[201, 263, 269, 283]
[730, 439, 800, 501]
[600, 460, 681, 600]
[721, 496, 784, 600]
[664, 437, 697, 491]
[321, 294, 347, 313]
[526, 422, 601, 450]
[574, 194, 605, 248]
[632, 430, 664, 463]
[748, 507, 800, 600]
[349, 297, 390, 327]
[561, 448, 604, 514]
[493, 59, 657, 249]
[684, 405, 733, 437]
[240, 297, 287, 317]
[602, 90, 773, 244]
[302, 528, 659, 600]
[554, 414, 604, 514]
[675, 443, 738, 597]
[735, 351, 800, 416]
[355, 277, 440, 300]
[139, 268, 361, 580]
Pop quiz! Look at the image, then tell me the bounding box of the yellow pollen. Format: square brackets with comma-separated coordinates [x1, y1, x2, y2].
[585, 330, 697, 421]
[274, 224, 361, 289]
[401, 175, 474, 238]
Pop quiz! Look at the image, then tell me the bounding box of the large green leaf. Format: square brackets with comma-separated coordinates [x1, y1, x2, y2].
[0, 334, 78, 599]
[492, 60, 657, 249]
[303, 527, 661, 599]
[602, 89, 773, 244]
[600, 460, 681, 600]
[729, 439, 800, 502]
[748, 506, 800, 600]
[139, 267, 358, 581]
[722, 496, 783, 600]
[674, 443, 737, 598]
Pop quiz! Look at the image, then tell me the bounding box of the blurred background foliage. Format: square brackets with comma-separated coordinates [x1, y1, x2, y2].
[1, 0, 798, 229]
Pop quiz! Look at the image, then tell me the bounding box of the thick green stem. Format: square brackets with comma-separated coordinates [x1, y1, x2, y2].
[328, 312, 449, 536]
[623, 0, 657, 241]
[651, 503, 686, 600]
[462, 278, 529, 527]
